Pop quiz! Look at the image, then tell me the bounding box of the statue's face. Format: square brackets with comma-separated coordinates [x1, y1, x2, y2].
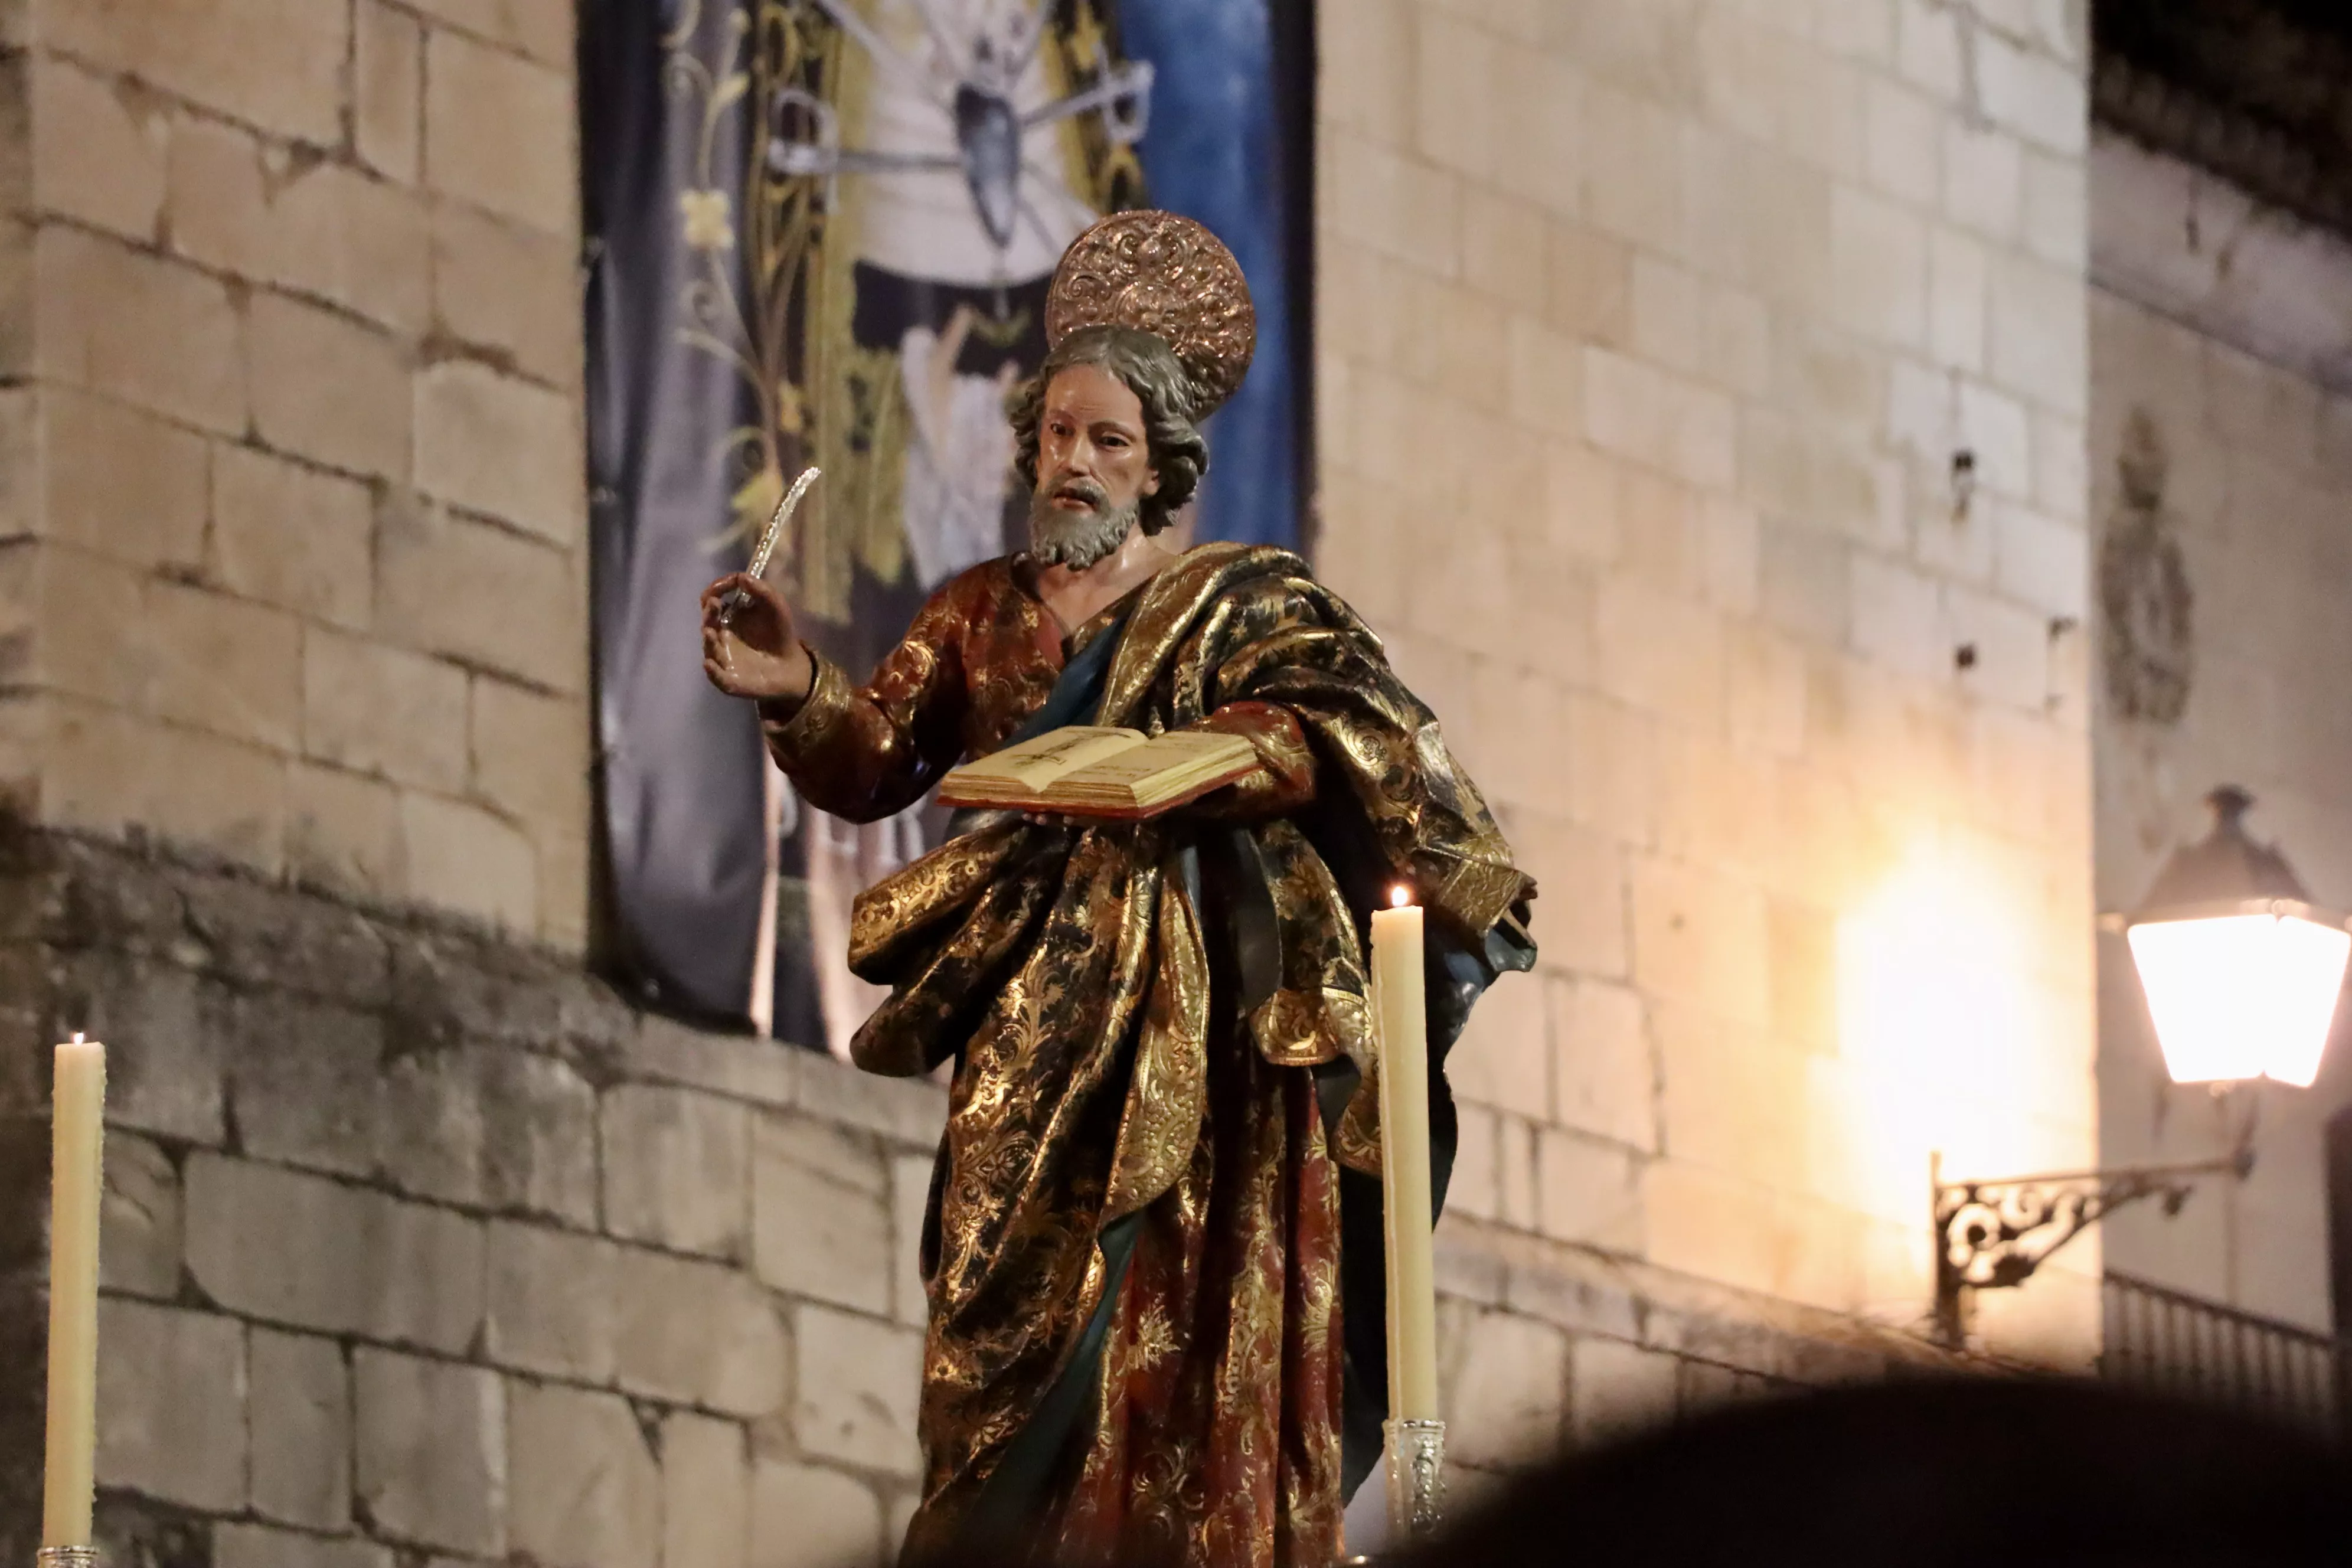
[1034, 362, 1161, 520]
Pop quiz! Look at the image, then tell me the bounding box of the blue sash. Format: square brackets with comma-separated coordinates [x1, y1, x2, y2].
[1013, 600, 1133, 740]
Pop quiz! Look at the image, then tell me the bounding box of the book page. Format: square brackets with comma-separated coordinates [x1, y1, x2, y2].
[946, 726, 1144, 795]
[1048, 731, 1256, 799]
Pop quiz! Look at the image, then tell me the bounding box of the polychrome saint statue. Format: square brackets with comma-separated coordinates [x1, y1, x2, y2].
[700, 213, 1536, 1567]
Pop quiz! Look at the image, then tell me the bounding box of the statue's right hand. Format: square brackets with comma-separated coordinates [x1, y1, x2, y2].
[701, 573, 814, 704]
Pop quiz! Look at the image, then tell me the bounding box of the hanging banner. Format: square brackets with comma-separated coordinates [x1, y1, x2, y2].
[583, 0, 1314, 1040]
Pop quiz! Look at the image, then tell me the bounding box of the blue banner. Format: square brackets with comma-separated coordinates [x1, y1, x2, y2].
[583, 0, 1314, 1040]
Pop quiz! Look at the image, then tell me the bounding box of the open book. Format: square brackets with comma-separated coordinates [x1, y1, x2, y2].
[936, 725, 1259, 819]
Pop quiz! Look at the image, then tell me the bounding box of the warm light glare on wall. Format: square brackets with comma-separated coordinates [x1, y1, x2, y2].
[2126, 913, 2350, 1087]
[1838, 846, 2040, 1214]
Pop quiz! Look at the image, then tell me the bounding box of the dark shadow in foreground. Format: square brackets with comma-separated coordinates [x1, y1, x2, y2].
[1398, 1376, 2352, 1568]
[917, 1375, 2352, 1566]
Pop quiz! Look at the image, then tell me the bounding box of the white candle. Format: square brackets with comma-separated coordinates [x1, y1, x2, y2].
[43, 1033, 104, 1549]
[1371, 889, 1439, 1423]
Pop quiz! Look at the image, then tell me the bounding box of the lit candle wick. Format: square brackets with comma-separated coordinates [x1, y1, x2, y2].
[1389, 885, 1411, 909]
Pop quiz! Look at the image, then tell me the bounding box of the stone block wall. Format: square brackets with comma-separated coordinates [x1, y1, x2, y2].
[0, 822, 1990, 1566]
[2089, 130, 2352, 1333]
[1409, 1213, 1979, 1523]
[0, 825, 935, 1568]
[1314, 0, 2101, 1391]
[0, 0, 2126, 1554]
[0, 0, 592, 949]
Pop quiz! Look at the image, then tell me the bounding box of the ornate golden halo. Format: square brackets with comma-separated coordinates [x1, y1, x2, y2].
[1044, 210, 1256, 415]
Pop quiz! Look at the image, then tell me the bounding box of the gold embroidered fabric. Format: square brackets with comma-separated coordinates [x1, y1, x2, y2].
[770, 544, 1534, 1568]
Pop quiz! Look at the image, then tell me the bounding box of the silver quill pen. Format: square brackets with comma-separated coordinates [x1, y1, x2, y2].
[719, 464, 821, 625]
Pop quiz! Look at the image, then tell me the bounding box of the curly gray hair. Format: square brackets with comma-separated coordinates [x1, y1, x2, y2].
[1007, 325, 1210, 535]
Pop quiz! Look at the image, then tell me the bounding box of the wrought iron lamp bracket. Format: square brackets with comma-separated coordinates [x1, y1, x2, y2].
[1930, 1141, 2254, 1348]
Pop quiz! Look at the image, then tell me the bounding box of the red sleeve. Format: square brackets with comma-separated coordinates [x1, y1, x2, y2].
[759, 588, 968, 824]
[1183, 700, 1317, 821]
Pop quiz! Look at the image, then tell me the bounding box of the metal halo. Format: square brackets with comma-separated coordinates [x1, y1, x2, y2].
[1043, 210, 1256, 415]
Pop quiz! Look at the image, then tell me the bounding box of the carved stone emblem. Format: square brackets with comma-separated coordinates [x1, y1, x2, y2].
[2099, 408, 2195, 725]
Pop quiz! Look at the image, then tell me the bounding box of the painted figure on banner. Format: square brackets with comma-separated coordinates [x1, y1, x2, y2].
[701, 213, 1537, 1567]
[658, 0, 1153, 1050]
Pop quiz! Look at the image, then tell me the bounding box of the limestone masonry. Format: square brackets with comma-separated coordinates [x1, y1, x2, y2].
[0, 0, 2146, 1562]
[0, 820, 1974, 1567]
[1316, 0, 2097, 1366]
[0, 821, 932, 1568]
[0, 0, 591, 949]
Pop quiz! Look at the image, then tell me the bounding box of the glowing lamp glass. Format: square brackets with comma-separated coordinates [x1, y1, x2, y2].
[2126, 913, 2351, 1087]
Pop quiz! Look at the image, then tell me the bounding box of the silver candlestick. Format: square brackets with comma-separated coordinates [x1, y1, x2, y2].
[1384, 1416, 1447, 1544]
[37, 1548, 100, 1567]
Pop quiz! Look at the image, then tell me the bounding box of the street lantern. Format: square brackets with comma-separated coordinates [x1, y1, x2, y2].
[1929, 785, 2343, 1347]
[2122, 786, 2350, 1089]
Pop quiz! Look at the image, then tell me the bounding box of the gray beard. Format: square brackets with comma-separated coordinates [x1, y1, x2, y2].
[1027, 490, 1141, 571]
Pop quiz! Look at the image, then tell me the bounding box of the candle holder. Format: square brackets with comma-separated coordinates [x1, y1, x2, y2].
[1383, 1417, 1447, 1544]
[36, 1548, 100, 1567]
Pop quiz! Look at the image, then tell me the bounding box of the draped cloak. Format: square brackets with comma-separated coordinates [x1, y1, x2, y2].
[760, 542, 1536, 1567]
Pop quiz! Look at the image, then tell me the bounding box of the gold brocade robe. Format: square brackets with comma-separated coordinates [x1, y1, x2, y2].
[762, 543, 1534, 1567]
